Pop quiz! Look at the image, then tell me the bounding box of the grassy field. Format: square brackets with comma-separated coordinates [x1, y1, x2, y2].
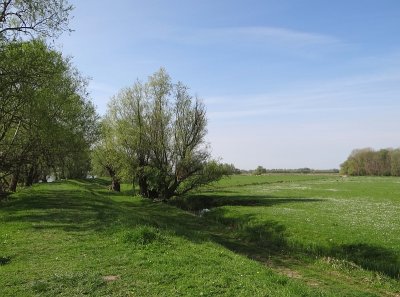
[1, 175, 399, 296]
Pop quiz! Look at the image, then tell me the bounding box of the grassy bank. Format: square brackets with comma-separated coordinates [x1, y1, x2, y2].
[1, 175, 399, 296]
[0, 179, 325, 296]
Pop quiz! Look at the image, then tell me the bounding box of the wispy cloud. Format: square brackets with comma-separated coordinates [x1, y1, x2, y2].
[202, 26, 340, 45]
[153, 25, 341, 48]
[205, 71, 400, 120]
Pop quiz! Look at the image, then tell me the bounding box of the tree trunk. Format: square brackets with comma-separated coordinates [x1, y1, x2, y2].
[25, 166, 35, 187]
[9, 172, 19, 192]
[111, 177, 120, 192]
[105, 166, 120, 192]
[138, 176, 150, 198]
[60, 163, 66, 179]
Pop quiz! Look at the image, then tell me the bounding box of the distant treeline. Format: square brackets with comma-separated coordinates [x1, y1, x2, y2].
[242, 166, 339, 175]
[264, 168, 339, 174]
[340, 148, 400, 176]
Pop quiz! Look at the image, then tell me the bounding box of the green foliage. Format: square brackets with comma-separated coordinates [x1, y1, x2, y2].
[90, 120, 124, 190]
[219, 163, 241, 175]
[0, 0, 73, 41]
[253, 165, 267, 175]
[340, 147, 400, 176]
[97, 68, 226, 199]
[0, 40, 98, 191]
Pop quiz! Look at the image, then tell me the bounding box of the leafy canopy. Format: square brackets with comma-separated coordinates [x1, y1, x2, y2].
[0, 0, 73, 41]
[94, 68, 227, 199]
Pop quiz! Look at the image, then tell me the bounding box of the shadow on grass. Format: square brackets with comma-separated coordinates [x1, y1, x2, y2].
[203, 207, 400, 279]
[0, 179, 215, 238]
[3, 192, 119, 232]
[0, 256, 11, 265]
[2, 178, 399, 279]
[169, 193, 322, 211]
[331, 243, 400, 278]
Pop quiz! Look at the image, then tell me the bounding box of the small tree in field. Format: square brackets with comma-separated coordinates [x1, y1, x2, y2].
[96, 68, 226, 199]
[253, 166, 267, 175]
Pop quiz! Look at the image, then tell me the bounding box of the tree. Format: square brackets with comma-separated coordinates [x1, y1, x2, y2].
[220, 163, 241, 175]
[390, 149, 400, 176]
[0, 0, 73, 41]
[0, 40, 98, 192]
[0, 1, 90, 194]
[97, 68, 226, 199]
[340, 147, 400, 177]
[253, 165, 267, 175]
[91, 119, 125, 192]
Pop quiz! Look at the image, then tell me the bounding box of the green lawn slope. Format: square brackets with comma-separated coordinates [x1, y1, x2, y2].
[1, 176, 399, 296]
[0, 179, 325, 296]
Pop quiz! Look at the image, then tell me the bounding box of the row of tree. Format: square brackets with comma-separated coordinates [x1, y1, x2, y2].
[250, 166, 338, 175]
[340, 148, 400, 176]
[0, 1, 98, 194]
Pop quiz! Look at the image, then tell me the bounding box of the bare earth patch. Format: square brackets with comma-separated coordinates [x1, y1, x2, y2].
[277, 267, 302, 279]
[102, 275, 120, 282]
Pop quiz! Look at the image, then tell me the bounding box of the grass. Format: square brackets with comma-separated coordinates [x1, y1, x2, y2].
[0, 178, 327, 296]
[0, 175, 399, 296]
[190, 174, 400, 295]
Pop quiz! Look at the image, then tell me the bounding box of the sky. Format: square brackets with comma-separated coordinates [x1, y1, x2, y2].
[58, 0, 400, 170]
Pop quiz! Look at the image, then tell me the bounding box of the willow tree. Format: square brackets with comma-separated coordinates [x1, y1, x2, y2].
[91, 120, 125, 192]
[97, 68, 225, 199]
[0, 0, 73, 41]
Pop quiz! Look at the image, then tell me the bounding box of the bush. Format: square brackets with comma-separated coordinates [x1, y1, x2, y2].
[253, 166, 267, 175]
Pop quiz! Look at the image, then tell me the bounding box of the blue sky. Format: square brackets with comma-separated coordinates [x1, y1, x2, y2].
[58, 0, 400, 169]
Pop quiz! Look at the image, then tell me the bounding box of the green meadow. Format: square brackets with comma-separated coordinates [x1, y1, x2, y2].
[1, 175, 399, 296]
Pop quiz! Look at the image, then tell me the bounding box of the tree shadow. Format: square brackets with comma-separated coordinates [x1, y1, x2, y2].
[0, 192, 10, 201]
[2, 179, 399, 279]
[169, 193, 322, 211]
[1, 180, 213, 238]
[1, 181, 132, 232]
[203, 207, 400, 279]
[331, 243, 400, 278]
[0, 256, 12, 265]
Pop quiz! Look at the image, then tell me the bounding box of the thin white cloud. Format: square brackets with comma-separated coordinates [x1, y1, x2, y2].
[205, 71, 400, 120]
[153, 25, 341, 48]
[206, 26, 340, 45]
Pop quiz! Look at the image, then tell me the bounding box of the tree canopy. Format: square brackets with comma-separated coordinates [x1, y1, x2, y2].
[92, 68, 227, 200]
[0, 0, 73, 41]
[0, 1, 100, 194]
[0, 40, 98, 192]
[340, 148, 400, 176]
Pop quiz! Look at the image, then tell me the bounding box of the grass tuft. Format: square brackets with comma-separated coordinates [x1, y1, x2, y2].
[121, 225, 162, 245]
[31, 281, 49, 293]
